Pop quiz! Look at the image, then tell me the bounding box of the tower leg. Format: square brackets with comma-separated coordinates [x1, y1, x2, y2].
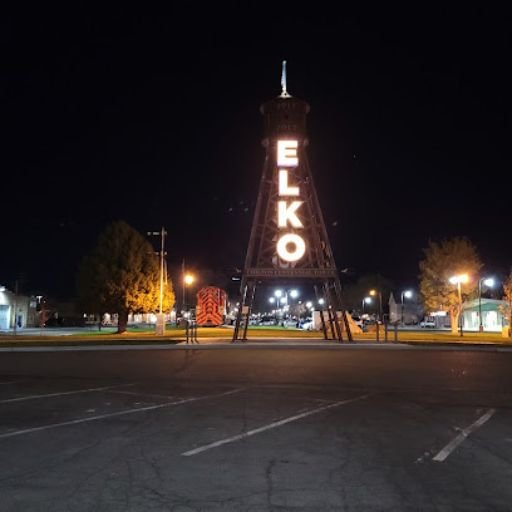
[232, 279, 248, 343]
[241, 281, 256, 340]
[333, 278, 353, 342]
[324, 280, 346, 343]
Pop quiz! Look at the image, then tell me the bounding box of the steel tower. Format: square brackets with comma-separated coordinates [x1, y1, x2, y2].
[232, 62, 352, 342]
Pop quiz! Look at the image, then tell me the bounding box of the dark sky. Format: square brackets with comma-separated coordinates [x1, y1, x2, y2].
[1, 5, 510, 298]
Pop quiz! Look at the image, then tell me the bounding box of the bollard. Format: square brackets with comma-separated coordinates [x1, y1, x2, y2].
[193, 321, 199, 344]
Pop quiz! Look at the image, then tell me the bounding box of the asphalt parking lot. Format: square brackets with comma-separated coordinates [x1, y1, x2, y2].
[1, 347, 512, 511]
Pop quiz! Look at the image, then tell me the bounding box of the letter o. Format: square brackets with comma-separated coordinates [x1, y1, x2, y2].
[277, 233, 306, 262]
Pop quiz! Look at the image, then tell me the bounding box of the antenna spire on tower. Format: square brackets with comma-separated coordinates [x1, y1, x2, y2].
[280, 60, 291, 97]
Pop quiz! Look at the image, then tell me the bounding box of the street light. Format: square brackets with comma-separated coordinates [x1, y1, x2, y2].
[400, 290, 413, 325]
[369, 289, 382, 321]
[362, 296, 372, 314]
[478, 277, 495, 332]
[449, 274, 469, 336]
[269, 297, 276, 304]
[182, 269, 195, 319]
[273, 288, 299, 319]
[147, 227, 167, 335]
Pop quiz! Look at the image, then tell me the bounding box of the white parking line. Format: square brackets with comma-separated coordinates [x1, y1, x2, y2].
[0, 387, 245, 440]
[432, 408, 496, 462]
[182, 393, 372, 456]
[0, 383, 135, 404]
[108, 389, 174, 400]
[0, 380, 25, 386]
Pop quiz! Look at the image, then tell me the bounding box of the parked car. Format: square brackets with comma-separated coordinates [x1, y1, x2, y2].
[299, 318, 313, 330]
[419, 319, 436, 328]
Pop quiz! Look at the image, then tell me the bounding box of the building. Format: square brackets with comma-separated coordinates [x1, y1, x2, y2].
[0, 286, 38, 330]
[461, 298, 509, 332]
[388, 293, 424, 325]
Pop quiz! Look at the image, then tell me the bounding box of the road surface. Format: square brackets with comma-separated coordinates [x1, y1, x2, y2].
[1, 344, 512, 511]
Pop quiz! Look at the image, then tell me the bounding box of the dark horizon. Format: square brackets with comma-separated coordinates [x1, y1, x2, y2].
[1, 6, 510, 299]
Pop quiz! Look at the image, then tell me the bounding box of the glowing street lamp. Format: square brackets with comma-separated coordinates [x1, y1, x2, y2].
[369, 289, 383, 321]
[269, 297, 276, 304]
[362, 296, 372, 314]
[318, 298, 325, 306]
[478, 277, 495, 332]
[289, 289, 299, 299]
[182, 270, 196, 318]
[400, 290, 413, 325]
[449, 274, 469, 336]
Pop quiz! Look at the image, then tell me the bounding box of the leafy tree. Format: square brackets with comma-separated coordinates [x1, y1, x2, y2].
[342, 274, 394, 314]
[77, 220, 175, 333]
[502, 270, 512, 337]
[419, 237, 482, 334]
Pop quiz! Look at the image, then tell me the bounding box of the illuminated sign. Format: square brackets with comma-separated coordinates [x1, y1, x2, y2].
[276, 140, 305, 262]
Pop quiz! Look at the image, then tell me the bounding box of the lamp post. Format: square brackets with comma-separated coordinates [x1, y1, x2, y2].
[182, 261, 195, 320]
[449, 274, 469, 336]
[274, 288, 298, 324]
[369, 289, 382, 321]
[400, 290, 413, 325]
[148, 227, 167, 335]
[362, 296, 372, 314]
[478, 277, 495, 332]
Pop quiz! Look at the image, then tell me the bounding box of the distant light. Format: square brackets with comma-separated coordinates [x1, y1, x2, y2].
[274, 289, 283, 298]
[289, 289, 299, 299]
[306, 301, 313, 309]
[280, 297, 287, 304]
[364, 297, 372, 304]
[449, 274, 469, 285]
[369, 289, 377, 296]
[403, 290, 413, 299]
[483, 278, 495, 288]
[0, 286, 5, 292]
[184, 274, 195, 285]
[269, 297, 276, 304]
[318, 298, 325, 305]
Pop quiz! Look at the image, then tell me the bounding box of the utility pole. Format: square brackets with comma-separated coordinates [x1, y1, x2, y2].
[182, 258, 185, 317]
[148, 227, 167, 336]
[13, 279, 18, 336]
[159, 226, 165, 316]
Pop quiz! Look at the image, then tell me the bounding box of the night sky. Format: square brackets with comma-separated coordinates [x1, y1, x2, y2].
[1, 5, 510, 299]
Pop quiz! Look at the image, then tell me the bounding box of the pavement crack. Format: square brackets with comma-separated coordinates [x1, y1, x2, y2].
[265, 459, 277, 510]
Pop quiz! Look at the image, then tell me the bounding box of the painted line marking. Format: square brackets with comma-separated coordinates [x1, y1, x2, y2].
[0, 387, 244, 440]
[108, 389, 175, 400]
[182, 393, 372, 456]
[0, 383, 136, 404]
[0, 380, 26, 386]
[432, 408, 496, 462]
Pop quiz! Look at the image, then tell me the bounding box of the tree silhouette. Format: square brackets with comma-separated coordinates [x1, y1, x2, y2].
[419, 237, 482, 334]
[77, 220, 175, 333]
